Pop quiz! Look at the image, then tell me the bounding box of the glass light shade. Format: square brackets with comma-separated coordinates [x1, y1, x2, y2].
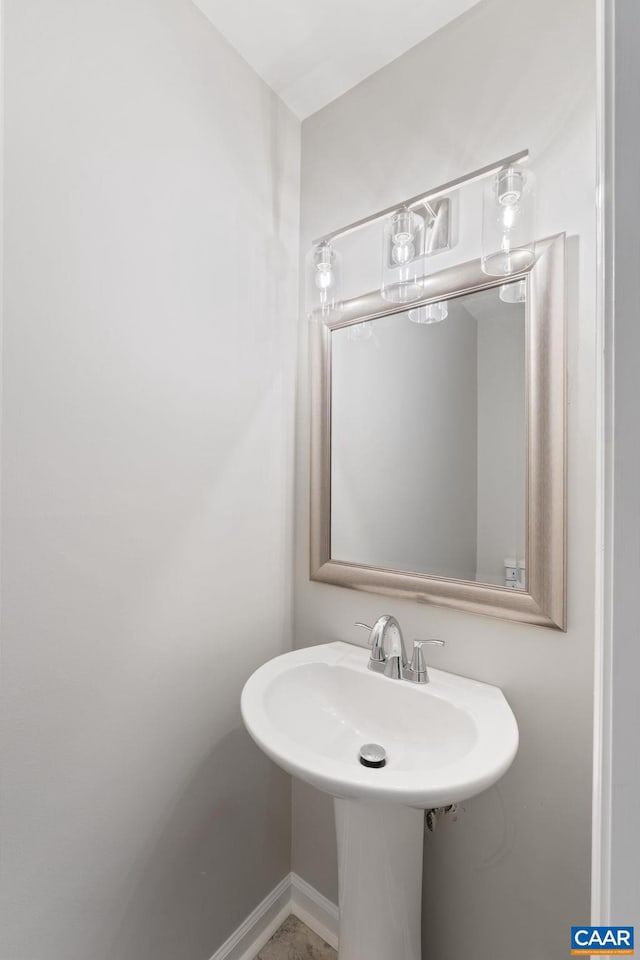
[499, 279, 527, 304]
[381, 208, 425, 303]
[408, 301, 448, 324]
[481, 167, 536, 277]
[347, 321, 373, 341]
[306, 241, 342, 319]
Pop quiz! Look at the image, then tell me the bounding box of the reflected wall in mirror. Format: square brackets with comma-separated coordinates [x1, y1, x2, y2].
[331, 283, 526, 588]
[310, 234, 566, 628]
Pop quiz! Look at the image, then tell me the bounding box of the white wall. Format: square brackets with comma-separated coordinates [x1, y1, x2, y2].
[0, 2, 300, 959]
[294, 1, 596, 957]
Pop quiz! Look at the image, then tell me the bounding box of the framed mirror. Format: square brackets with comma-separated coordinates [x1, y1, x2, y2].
[310, 234, 566, 628]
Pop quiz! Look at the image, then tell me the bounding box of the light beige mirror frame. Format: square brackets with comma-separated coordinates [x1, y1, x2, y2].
[310, 233, 566, 629]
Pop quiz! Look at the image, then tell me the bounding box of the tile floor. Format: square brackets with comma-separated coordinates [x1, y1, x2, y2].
[256, 915, 337, 960]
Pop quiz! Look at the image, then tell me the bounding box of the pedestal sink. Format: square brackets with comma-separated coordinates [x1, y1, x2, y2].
[241, 641, 518, 960]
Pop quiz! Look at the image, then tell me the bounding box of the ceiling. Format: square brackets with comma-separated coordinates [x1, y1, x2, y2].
[192, 0, 483, 119]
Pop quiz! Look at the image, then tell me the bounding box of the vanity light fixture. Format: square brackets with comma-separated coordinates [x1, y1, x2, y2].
[305, 241, 342, 318]
[381, 207, 425, 303]
[481, 166, 536, 277]
[408, 301, 449, 324]
[499, 279, 527, 303]
[305, 150, 533, 322]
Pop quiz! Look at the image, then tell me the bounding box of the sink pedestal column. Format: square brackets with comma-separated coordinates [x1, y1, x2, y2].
[334, 798, 423, 960]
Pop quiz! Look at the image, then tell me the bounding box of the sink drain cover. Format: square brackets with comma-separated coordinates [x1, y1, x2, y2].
[359, 743, 386, 768]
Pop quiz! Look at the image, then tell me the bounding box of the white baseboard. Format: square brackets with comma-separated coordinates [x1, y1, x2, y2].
[208, 872, 338, 960]
[289, 872, 339, 950]
[208, 875, 291, 960]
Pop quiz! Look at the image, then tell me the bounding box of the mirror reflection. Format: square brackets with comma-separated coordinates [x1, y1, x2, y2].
[330, 281, 527, 588]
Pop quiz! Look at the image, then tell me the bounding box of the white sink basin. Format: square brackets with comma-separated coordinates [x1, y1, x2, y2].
[241, 639, 518, 960]
[241, 640, 518, 808]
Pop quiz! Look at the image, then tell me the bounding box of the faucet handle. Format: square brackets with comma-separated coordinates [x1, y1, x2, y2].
[354, 621, 385, 664]
[407, 639, 445, 684]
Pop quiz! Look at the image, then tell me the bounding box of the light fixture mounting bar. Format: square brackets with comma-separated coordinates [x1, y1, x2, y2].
[312, 148, 529, 246]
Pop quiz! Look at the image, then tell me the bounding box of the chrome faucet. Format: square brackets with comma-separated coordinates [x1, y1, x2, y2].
[356, 614, 407, 679]
[355, 615, 445, 684]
